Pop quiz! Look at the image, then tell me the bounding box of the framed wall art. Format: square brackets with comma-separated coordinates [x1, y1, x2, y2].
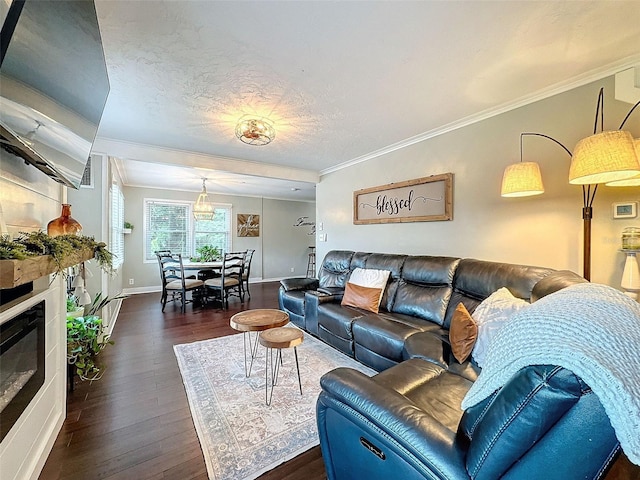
[353, 173, 453, 225]
[237, 214, 260, 237]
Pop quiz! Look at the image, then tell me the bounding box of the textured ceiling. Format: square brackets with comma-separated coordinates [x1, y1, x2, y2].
[94, 1, 640, 201]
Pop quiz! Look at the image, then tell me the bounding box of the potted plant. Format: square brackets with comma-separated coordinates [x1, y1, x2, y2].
[66, 295, 85, 319]
[67, 314, 113, 382]
[190, 245, 221, 262]
[66, 292, 126, 383]
[123, 222, 133, 234]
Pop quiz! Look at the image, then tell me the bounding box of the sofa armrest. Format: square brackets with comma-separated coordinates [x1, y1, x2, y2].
[317, 286, 345, 296]
[402, 331, 449, 368]
[280, 277, 319, 292]
[305, 290, 336, 336]
[318, 368, 469, 480]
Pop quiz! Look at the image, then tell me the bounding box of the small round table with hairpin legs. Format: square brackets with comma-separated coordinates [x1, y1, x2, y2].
[230, 309, 289, 377]
[258, 327, 304, 406]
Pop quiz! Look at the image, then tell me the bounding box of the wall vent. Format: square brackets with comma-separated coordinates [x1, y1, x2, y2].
[80, 156, 94, 188]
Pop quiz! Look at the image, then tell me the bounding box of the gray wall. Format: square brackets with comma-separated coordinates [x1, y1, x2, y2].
[67, 154, 125, 331]
[263, 198, 317, 279]
[121, 185, 315, 291]
[316, 76, 640, 288]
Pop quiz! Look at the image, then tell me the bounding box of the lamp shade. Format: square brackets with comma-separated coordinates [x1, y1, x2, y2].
[79, 290, 93, 306]
[621, 253, 640, 293]
[501, 162, 545, 197]
[605, 139, 640, 186]
[569, 130, 640, 185]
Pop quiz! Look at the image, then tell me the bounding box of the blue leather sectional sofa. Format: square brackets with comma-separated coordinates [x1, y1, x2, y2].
[278, 250, 621, 480]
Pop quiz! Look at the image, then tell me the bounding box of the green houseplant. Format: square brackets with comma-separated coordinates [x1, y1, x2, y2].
[191, 245, 221, 262]
[67, 314, 113, 381]
[66, 293, 126, 382]
[66, 295, 85, 318]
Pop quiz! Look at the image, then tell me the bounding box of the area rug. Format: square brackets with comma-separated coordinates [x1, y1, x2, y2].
[174, 329, 375, 480]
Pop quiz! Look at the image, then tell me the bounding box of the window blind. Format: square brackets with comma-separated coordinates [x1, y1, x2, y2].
[110, 184, 124, 268]
[144, 200, 190, 261]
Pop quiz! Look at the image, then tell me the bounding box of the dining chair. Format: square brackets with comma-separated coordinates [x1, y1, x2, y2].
[242, 249, 255, 298]
[204, 251, 245, 309]
[156, 252, 204, 313]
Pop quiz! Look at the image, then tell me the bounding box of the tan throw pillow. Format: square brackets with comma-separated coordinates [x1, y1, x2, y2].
[341, 268, 391, 313]
[449, 303, 478, 364]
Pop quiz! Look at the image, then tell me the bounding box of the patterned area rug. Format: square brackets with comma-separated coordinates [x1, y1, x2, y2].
[174, 329, 375, 480]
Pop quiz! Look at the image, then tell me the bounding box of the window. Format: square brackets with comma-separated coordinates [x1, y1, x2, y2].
[194, 206, 232, 254]
[110, 183, 124, 269]
[144, 199, 232, 261]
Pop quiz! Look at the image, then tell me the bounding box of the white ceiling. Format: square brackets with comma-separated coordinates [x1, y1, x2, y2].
[93, 1, 640, 202]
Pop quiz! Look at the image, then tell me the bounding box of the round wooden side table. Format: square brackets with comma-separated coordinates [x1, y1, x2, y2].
[230, 309, 289, 377]
[258, 327, 304, 406]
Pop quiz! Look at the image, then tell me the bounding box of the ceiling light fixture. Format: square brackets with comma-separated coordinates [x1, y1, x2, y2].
[235, 116, 276, 146]
[500, 88, 640, 281]
[193, 178, 215, 221]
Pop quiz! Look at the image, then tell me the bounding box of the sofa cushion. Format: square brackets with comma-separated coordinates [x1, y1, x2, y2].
[318, 303, 366, 339]
[390, 256, 459, 325]
[318, 250, 355, 289]
[444, 259, 553, 328]
[449, 303, 477, 363]
[353, 316, 424, 364]
[374, 358, 473, 432]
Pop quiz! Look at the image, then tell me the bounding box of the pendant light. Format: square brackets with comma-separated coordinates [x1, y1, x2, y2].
[193, 178, 215, 221]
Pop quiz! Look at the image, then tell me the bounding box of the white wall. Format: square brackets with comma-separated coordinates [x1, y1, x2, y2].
[316, 76, 640, 288]
[0, 153, 66, 480]
[121, 185, 315, 290]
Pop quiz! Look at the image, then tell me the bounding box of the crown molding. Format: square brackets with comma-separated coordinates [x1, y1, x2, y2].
[320, 54, 640, 176]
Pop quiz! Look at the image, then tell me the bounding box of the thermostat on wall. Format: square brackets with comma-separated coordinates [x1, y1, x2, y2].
[612, 202, 637, 219]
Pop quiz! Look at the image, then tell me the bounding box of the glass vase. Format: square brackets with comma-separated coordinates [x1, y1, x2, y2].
[47, 204, 82, 237]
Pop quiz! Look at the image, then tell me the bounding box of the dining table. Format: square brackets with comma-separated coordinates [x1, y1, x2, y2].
[182, 260, 223, 272]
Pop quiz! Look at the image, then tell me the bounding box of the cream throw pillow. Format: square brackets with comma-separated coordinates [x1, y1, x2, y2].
[471, 287, 529, 368]
[341, 268, 391, 313]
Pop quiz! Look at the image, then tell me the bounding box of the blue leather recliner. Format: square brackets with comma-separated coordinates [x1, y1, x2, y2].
[317, 362, 620, 480]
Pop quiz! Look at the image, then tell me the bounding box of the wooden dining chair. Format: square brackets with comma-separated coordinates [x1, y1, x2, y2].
[204, 251, 245, 309]
[156, 252, 204, 313]
[242, 249, 255, 298]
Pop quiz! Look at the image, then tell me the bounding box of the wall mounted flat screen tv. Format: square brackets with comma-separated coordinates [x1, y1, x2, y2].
[0, 0, 110, 189]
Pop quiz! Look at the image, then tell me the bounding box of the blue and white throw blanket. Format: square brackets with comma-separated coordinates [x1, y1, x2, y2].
[462, 283, 640, 465]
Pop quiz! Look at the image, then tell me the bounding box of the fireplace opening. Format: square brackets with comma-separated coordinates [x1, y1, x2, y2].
[0, 300, 45, 442]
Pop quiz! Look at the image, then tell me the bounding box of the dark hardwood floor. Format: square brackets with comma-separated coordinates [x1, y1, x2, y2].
[38, 281, 639, 480]
[39, 282, 325, 480]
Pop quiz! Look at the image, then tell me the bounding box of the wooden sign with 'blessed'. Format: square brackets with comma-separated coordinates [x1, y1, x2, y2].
[353, 173, 453, 225]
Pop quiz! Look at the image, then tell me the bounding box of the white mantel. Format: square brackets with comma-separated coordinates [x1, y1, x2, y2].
[0, 278, 66, 480]
[1, 155, 66, 480]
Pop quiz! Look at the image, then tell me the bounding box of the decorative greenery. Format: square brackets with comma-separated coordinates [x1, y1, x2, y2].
[66, 293, 125, 382]
[67, 315, 113, 381]
[124, 221, 134, 230]
[191, 245, 221, 262]
[86, 292, 128, 316]
[66, 295, 78, 313]
[0, 231, 113, 275]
